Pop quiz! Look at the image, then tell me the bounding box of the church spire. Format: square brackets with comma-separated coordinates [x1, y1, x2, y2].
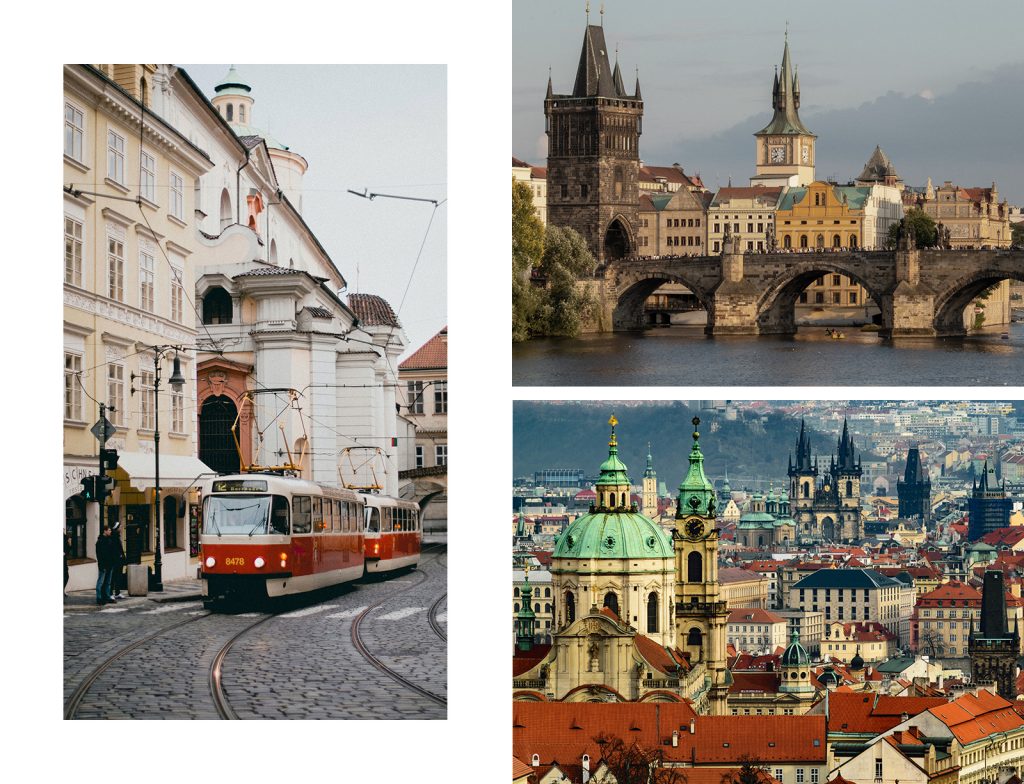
[755, 33, 814, 137]
[676, 417, 717, 519]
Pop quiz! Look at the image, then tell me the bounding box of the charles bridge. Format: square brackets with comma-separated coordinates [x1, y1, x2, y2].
[589, 237, 1023, 337]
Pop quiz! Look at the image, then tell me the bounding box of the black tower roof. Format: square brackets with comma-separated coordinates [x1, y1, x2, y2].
[572, 25, 619, 98]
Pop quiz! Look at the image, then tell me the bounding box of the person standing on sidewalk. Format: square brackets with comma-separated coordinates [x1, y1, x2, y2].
[95, 526, 116, 605]
[64, 530, 72, 594]
[109, 522, 127, 600]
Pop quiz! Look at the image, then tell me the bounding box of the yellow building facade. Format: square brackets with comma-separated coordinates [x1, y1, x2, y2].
[774, 181, 864, 251]
[64, 65, 213, 590]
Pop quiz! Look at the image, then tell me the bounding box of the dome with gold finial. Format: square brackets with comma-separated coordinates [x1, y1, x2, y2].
[554, 415, 672, 561]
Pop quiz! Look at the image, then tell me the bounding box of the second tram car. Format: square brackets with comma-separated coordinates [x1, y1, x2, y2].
[200, 474, 365, 601]
[362, 495, 421, 574]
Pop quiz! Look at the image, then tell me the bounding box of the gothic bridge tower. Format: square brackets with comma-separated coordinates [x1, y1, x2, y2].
[969, 570, 1019, 700]
[545, 8, 643, 264]
[672, 417, 729, 715]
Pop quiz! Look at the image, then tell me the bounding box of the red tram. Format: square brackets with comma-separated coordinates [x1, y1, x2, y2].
[199, 474, 365, 601]
[361, 494, 421, 574]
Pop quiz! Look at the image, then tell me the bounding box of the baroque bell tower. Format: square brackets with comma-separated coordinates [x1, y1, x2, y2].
[545, 5, 643, 264]
[672, 417, 729, 715]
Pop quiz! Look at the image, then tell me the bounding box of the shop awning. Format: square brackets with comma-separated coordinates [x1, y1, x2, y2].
[116, 452, 216, 491]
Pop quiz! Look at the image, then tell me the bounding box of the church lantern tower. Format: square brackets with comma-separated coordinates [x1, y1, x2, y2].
[779, 630, 814, 695]
[789, 420, 817, 531]
[672, 417, 729, 715]
[516, 566, 538, 652]
[752, 34, 816, 187]
[544, 7, 643, 264]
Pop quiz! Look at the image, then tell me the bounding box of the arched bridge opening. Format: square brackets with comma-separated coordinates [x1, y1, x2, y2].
[933, 268, 1024, 337]
[755, 260, 888, 336]
[613, 274, 715, 332]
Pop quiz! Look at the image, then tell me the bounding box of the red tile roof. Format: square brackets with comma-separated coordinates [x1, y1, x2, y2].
[512, 644, 552, 677]
[347, 293, 399, 327]
[512, 704, 824, 766]
[929, 690, 1024, 744]
[981, 527, 1024, 547]
[634, 635, 689, 675]
[512, 756, 533, 780]
[825, 692, 949, 735]
[729, 608, 785, 625]
[399, 326, 447, 370]
[729, 672, 781, 694]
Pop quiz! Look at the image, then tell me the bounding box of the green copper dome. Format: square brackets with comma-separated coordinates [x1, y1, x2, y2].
[215, 65, 252, 97]
[553, 415, 672, 561]
[676, 416, 717, 519]
[781, 630, 811, 666]
[554, 511, 673, 560]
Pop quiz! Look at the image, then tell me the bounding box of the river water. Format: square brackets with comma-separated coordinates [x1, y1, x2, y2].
[512, 322, 1024, 386]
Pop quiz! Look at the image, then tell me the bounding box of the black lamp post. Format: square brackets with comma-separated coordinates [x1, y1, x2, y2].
[151, 347, 185, 591]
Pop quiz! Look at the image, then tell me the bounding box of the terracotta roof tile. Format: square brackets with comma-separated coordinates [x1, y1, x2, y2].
[512, 757, 533, 780]
[512, 704, 824, 767]
[929, 690, 1024, 744]
[399, 326, 447, 370]
[347, 293, 400, 327]
[512, 644, 552, 677]
[825, 692, 948, 735]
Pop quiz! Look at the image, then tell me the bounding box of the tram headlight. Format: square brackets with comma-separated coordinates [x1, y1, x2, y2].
[205, 556, 216, 568]
[280, 551, 288, 569]
[254, 557, 265, 569]
[373, 542, 379, 555]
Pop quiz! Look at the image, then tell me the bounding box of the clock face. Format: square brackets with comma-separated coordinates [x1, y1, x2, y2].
[770, 146, 785, 163]
[802, 145, 810, 163]
[685, 518, 705, 539]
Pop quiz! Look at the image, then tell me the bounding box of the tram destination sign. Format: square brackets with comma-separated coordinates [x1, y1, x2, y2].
[91, 416, 118, 444]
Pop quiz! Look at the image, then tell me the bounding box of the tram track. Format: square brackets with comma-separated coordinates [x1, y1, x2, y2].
[350, 552, 447, 708]
[64, 613, 208, 720]
[209, 614, 277, 719]
[428, 592, 447, 642]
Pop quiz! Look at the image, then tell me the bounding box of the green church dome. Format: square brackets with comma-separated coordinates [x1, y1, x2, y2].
[553, 414, 673, 561]
[781, 630, 811, 666]
[554, 510, 673, 560]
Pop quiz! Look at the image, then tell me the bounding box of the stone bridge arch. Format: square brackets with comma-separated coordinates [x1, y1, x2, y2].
[753, 255, 892, 335]
[932, 260, 1024, 337]
[610, 268, 717, 331]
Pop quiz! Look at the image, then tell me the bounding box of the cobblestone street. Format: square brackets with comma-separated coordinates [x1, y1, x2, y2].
[64, 546, 447, 719]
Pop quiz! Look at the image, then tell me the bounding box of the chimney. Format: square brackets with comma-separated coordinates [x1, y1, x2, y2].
[901, 713, 909, 723]
[673, 730, 679, 747]
[582, 754, 591, 784]
[690, 718, 696, 734]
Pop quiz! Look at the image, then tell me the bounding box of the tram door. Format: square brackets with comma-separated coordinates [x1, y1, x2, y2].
[125, 504, 150, 564]
[311, 498, 322, 572]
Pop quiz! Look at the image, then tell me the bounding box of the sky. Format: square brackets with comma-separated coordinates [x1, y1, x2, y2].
[513, 0, 1024, 203]
[182, 64, 447, 357]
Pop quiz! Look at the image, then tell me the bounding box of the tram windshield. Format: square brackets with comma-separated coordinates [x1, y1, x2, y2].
[204, 494, 291, 535]
[365, 507, 380, 533]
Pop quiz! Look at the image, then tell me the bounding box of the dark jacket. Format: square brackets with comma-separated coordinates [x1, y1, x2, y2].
[95, 534, 118, 569]
[110, 532, 126, 567]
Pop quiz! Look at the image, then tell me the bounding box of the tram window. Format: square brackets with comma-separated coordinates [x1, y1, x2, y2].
[270, 496, 290, 534]
[293, 496, 311, 534]
[366, 507, 380, 533]
[349, 502, 357, 533]
[322, 498, 333, 531]
[312, 497, 326, 532]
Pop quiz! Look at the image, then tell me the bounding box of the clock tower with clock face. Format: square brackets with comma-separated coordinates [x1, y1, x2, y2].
[751, 34, 816, 187]
[672, 417, 729, 715]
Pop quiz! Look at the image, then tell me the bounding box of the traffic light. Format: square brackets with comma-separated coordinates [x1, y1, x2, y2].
[101, 448, 119, 471]
[97, 475, 115, 500]
[81, 476, 97, 501]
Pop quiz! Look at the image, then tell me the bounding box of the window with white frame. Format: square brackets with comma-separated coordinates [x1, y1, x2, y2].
[107, 364, 124, 426]
[796, 769, 804, 784]
[435, 444, 447, 466]
[140, 369, 155, 430]
[107, 130, 125, 183]
[775, 771, 784, 783]
[64, 216, 83, 287]
[170, 171, 184, 220]
[65, 102, 84, 161]
[170, 264, 184, 323]
[140, 251, 155, 311]
[141, 150, 156, 202]
[171, 387, 184, 433]
[107, 236, 124, 301]
[811, 769, 819, 784]
[64, 352, 82, 421]
[875, 759, 882, 779]
[407, 380, 424, 414]
[415, 445, 424, 469]
[433, 380, 447, 414]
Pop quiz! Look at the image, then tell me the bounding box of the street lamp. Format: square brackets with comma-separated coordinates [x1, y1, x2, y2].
[143, 346, 185, 591]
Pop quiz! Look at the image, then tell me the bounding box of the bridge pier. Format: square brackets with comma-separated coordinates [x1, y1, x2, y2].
[707, 245, 760, 335]
[879, 247, 938, 337]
